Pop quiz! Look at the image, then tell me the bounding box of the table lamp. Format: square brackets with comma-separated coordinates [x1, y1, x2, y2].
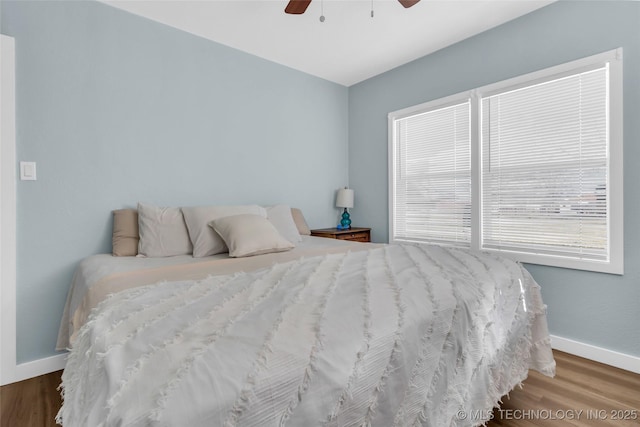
[336, 188, 354, 229]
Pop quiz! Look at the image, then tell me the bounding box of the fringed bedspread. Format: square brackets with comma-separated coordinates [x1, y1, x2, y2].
[58, 244, 555, 426]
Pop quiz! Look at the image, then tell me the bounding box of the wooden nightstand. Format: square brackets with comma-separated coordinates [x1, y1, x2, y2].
[310, 227, 371, 243]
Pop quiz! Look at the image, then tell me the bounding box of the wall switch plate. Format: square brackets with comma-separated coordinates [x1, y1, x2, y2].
[20, 161, 37, 180]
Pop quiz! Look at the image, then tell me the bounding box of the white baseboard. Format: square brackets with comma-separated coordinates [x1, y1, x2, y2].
[551, 334, 640, 374]
[2, 353, 67, 386]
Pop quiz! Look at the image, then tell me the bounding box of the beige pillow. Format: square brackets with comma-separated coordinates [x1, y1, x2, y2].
[209, 214, 294, 258]
[137, 203, 193, 257]
[291, 208, 311, 235]
[112, 209, 139, 256]
[182, 205, 266, 257]
[266, 205, 301, 244]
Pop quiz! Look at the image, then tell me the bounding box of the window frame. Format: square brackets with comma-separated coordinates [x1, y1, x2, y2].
[388, 91, 474, 247]
[388, 48, 623, 275]
[388, 92, 475, 246]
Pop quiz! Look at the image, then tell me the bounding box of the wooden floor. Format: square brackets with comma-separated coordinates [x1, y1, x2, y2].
[488, 351, 640, 427]
[0, 369, 62, 427]
[0, 350, 638, 426]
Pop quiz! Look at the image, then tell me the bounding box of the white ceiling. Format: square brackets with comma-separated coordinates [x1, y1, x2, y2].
[102, 0, 554, 86]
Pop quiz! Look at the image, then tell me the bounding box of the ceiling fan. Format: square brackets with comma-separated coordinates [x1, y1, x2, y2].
[285, 0, 420, 15]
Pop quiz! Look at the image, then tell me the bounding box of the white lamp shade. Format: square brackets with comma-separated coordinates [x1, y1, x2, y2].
[336, 188, 354, 208]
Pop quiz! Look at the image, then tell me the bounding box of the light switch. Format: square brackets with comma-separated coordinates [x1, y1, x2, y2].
[20, 161, 37, 181]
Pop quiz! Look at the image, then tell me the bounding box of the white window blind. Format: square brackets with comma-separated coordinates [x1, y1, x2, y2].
[392, 100, 471, 246]
[481, 67, 609, 261]
[389, 48, 622, 274]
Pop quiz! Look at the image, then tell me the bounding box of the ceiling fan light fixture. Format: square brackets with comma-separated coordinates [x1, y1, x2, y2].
[285, 0, 420, 16]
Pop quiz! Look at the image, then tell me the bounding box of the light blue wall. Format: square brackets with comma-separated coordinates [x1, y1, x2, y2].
[1, 0, 348, 363]
[348, 1, 640, 357]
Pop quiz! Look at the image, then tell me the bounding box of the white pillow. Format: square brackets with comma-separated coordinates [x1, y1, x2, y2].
[266, 205, 302, 244]
[137, 203, 193, 257]
[182, 205, 266, 257]
[209, 214, 294, 258]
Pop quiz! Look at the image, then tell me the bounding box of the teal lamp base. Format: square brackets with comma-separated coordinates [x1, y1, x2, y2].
[338, 208, 352, 230]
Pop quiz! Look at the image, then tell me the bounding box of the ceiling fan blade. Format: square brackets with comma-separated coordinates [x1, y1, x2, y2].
[398, 0, 420, 8]
[285, 0, 312, 14]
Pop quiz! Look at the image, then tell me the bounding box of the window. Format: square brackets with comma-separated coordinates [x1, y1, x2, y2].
[390, 96, 471, 246]
[389, 49, 623, 274]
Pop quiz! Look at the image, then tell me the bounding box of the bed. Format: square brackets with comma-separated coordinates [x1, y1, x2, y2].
[56, 205, 555, 427]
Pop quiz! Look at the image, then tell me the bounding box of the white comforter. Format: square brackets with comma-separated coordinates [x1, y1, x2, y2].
[58, 244, 555, 427]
